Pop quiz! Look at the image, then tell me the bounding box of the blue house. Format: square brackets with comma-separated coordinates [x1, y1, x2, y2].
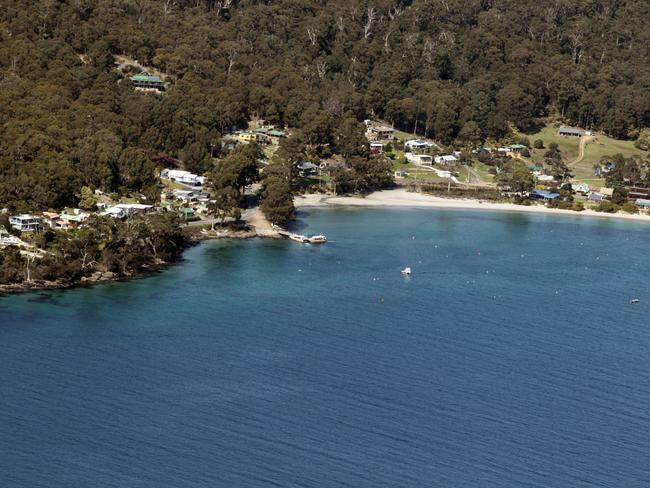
[531, 190, 560, 200]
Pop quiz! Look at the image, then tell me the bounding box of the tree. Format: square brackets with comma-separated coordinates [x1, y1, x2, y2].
[495, 161, 535, 194]
[78, 186, 98, 210]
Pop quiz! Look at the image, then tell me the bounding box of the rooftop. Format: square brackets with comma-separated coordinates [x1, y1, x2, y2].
[130, 74, 163, 83]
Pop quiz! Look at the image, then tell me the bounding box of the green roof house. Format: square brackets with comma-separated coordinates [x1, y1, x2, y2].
[130, 73, 165, 92]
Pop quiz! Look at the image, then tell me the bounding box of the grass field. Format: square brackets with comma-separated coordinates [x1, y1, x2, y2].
[524, 126, 646, 186]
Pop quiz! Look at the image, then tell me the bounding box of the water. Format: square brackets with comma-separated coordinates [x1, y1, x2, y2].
[2, 208, 650, 487]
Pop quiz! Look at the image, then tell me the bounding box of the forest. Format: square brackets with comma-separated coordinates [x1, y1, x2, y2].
[0, 0, 649, 211]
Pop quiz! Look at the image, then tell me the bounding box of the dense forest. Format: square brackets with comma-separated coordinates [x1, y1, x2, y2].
[1, 0, 648, 211]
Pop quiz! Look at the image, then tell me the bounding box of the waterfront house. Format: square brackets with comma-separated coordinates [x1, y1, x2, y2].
[9, 214, 42, 232]
[558, 126, 584, 137]
[635, 199, 650, 209]
[531, 190, 560, 200]
[627, 187, 650, 201]
[116, 204, 154, 216]
[571, 183, 590, 194]
[130, 74, 165, 92]
[588, 192, 605, 202]
[297, 161, 319, 177]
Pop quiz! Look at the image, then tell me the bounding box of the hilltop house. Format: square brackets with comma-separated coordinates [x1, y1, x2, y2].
[405, 139, 433, 151]
[406, 153, 433, 165]
[130, 74, 165, 92]
[255, 127, 285, 145]
[297, 161, 319, 176]
[370, 142, 384, 155]
[9, 215, 42, 232]
[161, 169, 205, 186]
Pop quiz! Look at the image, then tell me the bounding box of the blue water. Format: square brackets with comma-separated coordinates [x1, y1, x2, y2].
[2, 208, 650, 487]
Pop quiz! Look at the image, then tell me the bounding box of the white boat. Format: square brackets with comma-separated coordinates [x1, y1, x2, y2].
[401, 267, 412, 275]
[630, 298, 640, 304]
[308, 235, 327, 244]
[289, 233, 309, 243]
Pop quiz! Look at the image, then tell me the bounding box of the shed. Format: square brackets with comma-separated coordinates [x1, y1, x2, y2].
[558, 126, 584, 137]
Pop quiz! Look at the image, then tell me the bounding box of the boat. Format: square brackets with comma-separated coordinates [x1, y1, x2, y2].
[307, 235, 327, 244]
[289, 233, 309, 243]
[401, 267, 412, 276]
[630, 298, 640, 304]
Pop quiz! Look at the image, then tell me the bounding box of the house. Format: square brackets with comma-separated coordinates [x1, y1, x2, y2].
[406, 153, 433, 165]
[115, 204, 154, 216]
[162, 169, 205, 186]
[55, 213, 88, 229]
[571, 183, 590, 194]
[178, 207, 195, 220]
[9, 215, 42, 232]
[528, 165, 544, 175]
[531, 190, 560, 200]
[102, 207, 127, 219]
[255, 127, 285, 145]
[588, 192, 605, 202]
[558, 126, 584, 137]
[130, 74, 165, 92]
[405, 139, 433, 151]
[370, 142, 384, 155]
[507, 144, 527, 153]
[635, 199, 650, 209]
[368, 126, 394, 141]
[297, 161, 319, 177]
[627, 187, 650, 201]
[536, 174, 555, 182]
[434, 155, 458, 165]
[594, 162, 616, 176]
[237, 131, 261, 143]
[173, 189, 197, 202]
[394, 170, 409, 178]
[599, 187, 614, 198]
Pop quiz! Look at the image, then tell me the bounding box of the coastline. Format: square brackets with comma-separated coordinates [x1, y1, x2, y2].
[295, 189, 650, 223]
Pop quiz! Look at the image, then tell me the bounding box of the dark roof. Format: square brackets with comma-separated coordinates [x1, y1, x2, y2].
[558, 126, 583, 135]
[531, 190, 560, 199]
[297, 161, 319, 170]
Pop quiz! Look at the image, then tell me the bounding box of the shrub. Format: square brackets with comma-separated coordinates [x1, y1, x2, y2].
[572, 201, 585, 212]
[520, 148, 530, 157]
[594, 200, 619, 213]
[533, 139, 545, 149]
[620, 201, 639, 214]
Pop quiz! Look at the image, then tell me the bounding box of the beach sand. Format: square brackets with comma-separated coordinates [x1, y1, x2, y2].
[295, 189, 650, 223]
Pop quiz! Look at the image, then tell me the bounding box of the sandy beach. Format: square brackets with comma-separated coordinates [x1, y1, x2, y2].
[295, 189, 650, 223]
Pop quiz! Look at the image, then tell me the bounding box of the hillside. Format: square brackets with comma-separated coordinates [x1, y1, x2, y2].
[0, 0, 649, 210]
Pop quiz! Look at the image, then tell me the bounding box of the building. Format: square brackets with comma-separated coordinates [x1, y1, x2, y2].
[627, 187, 650, 201]
[102, 207, 127, 219]
[507, 144, 527, 153]
[536, 174, 555, 182]
[368, 126, 394, 141]
[572, 183, 590, 194]
[558, 126, 584, 137]
[237, 131, 261, 143]
[599, 187, 614, 198]
[434, 155, 458, 165]
[297, 161, 319, 177]
[115, 204, 154, 216]
[370, 142, 384, 155]
[9, 215, 42, 232]
[635, 199, 650, 209]
[405, 139, 433, 151]
[255, 127, 285, 145]
[130, 74, 165, 92]
[406, 153, 433, 165]
[394, 170, 409, 178]
[173, 189, 197, 202]
[161, 169, 205, 186]
[588, 192, 605, 202]
[531, 190, 560, 200]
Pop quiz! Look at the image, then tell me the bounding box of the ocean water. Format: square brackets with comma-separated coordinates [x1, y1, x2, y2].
[2, 208, 650, 487]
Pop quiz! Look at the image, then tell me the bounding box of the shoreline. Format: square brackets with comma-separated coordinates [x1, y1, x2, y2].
[294, 189, 650, 223]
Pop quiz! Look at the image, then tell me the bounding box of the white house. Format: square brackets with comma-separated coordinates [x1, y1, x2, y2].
[536, 174, 555, 182]
[102, 207, 127, 218]
[9, 215, 42, 232]
[434, 155, 458, 164]
[116, 203, 154, 216]
[173, 189, 197, 202]
[405, 152, 433, 165]
[161, 169, 206, 186]
[571, 183, 590, 194]
[404, 139, 433, 150]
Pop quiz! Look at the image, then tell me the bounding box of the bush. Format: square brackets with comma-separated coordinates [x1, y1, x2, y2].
[520, 148, 530, 157]
[518, 136, 531, 148]
[620, 201, 639, 214]
[385, 151, 396, 160]
[533, 139, 545, 149]
[572, 201, 585, 212]
[594, 200, 619, 213]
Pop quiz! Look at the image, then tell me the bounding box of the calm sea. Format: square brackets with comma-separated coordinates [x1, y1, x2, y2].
[2, 208, 650, 487]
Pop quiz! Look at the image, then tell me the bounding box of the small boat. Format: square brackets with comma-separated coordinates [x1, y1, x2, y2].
[289, 233, 309, 243]
[401, 267, 412, 276]
[630, 298, 640, 304]
[308, 235, 327, 244]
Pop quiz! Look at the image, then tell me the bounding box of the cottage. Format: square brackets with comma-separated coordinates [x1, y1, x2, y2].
[370, 142, 384, 155]
[130, 74, 165, 92]
[627, 187, 650, 201]
[173, 189, 197, 202]
[571, 183, 590, 194]
[9, 215, 42, 232]
[368, 126, 394, 141]
[254, 127, 285, 145]
[434, 155, 458, 165]
[102, 207, 127, 219]
[394, 170, 409, 178]
[588, 192, 605, 202]
[635, 199, 650, 209]
[558, 126, 584, 137]
[531, 190, 560, 200]
[507, 144, 527, 153]
[237, 131, 261, 143]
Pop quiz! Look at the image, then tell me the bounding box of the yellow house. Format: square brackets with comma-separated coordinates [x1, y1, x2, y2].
[237, 131, 260, 143]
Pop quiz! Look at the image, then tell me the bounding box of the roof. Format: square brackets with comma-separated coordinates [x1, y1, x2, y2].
[508, 144, 527, 149]
[371, 126, 394, 131]
[298, 161, 319, 170]
[130, 74, 163, 83]
[599, 187, 614, 196]
[179, 207, 195, 214]
[588, 192, 604, 200]
[531, 190, 560, 199]
[559, 126, 583, 135]
[528, 165, 544, 171]
[267, 130, 285, 137]
[636, 199, 650, 207]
